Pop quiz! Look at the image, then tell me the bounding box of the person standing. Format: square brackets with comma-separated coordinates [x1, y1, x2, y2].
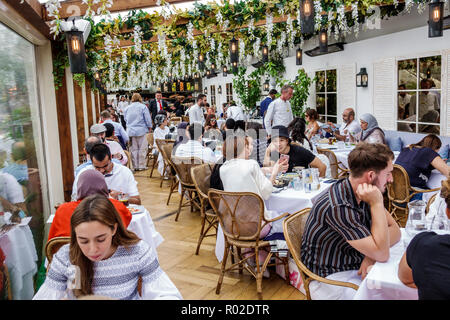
[117, 96, 129, 130]
[188, 94, 206, 125]
[260, 89, 277, 124]
[226, 101, 245, 121]
[149, 91, 168, 126]
[264, 85, 294, 136]
[124, 93, 153, 171]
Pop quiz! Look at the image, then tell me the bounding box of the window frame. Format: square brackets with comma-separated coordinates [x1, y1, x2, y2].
[315, 68, 338, 124]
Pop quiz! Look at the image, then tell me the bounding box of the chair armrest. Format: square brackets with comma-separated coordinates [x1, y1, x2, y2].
[264, 212, 290, 223]
[410, 187, 441, 194]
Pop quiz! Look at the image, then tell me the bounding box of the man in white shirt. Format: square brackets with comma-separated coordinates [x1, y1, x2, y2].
[71, 143, 140, 204]
[409, 79, 440, 120]
[264, 85, 294, 136]
[174, 123, 216, 163]
[326, 108, 361, 141]
[188, 94, 206, 125]
[117, 96, 129, 129]
[226, 102, 245, 121]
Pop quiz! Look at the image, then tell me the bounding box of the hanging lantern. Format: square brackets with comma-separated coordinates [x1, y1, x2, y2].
[211, 62, 216, 72]
[356, 68, 368, 87]
[65, 21, 87, 74]
[300, 0, 315, 35]
[262, 45, 269, 63]
[206, 69, 211, 77]
[223, 65, 228, 77]
[263, 79, 270, 92]
[319, 28, 328, 53]
[198, 53, 205, 70]
[428, 0, 444, 38]
[204, 87, 208, 94]
[296, 48, 303, 65]
[229, 37, 239, 63]
[218, 85, 222, 94]
[231, 61, 238, 73]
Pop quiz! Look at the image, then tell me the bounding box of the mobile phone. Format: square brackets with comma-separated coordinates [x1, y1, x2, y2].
[280, 154, 290, 163]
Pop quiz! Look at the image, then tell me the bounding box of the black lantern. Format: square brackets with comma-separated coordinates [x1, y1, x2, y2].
[296, 48, 303, 65]
[65, 21, 87, 74]
[229, 36, 239, 63]
[356, 68, 368, 87]
[204, 87, 208, 94]
[218, 85, 222, 94]
[206, 69, 211, 77]
[263, 79, 270, 92]
[262, 45, 269, 63]
[300, 0, 315, 35]
[194, 72, 199, 79]
[211, 63, 216, 72]
[198, 53, 205, 70]
[94, 72, 100, 80]
[319, 28, 328, 53]
[223, 65, 228, 77]
[231, 61, 238, 73]
[429, 0, 444, 38]
[168, 72, 172, 79]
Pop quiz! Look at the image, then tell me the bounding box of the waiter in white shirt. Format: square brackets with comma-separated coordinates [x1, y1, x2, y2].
[325, 108, 361, 141]
[264, 84, 294, 136]
[226, 102, 245, 121]
[188, 94, 206, 125]
[117, 96, 129, 130]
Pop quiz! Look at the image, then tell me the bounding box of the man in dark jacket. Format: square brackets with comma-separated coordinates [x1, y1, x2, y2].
[149, 91, 168, 126]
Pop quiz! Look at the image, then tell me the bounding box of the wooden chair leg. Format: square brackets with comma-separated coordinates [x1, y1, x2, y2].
[175, 187, 184, 222]
[256, 251, 272, 300]
[237, 247, 243, 274]
[195, 211, 206, 255]
[283, 256, 290, 285]
[149, 156, 157, 178]
[166, 179, 177, 205]
[216, 244, 230, 295]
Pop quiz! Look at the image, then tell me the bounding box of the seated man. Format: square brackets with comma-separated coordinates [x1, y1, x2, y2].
[174, 122, 217, 163]
[301, 142, 401, 299]
[71, 144, 141, 205]
[90, 123, 127, 166]
[103, 123, 128, 166]
[100, 110, 129, 149]
[325, 108, 361, 141]
[398, 231, 450, 299]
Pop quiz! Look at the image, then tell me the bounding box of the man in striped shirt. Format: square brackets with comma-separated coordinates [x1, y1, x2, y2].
[301, 143, 401, 299]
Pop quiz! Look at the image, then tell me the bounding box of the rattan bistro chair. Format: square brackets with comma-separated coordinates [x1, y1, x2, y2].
[387, 164, 440, 227]
[146, 133, 157, 176]
[191, 164, 218, 255]
[155, 139, 175, 187]
[316, 147, 349, 179]
[171, 156, 204, 221]
[208, 189, 290, 300]
[124, 150, 132, 170]
[45, 237, 71, 271]
[283, 208, 359, 300]
[426, 193, 438, 215]
[161, 144, 178, 205]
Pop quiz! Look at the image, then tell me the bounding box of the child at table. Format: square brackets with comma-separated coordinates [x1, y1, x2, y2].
[34, 194, 182, 300]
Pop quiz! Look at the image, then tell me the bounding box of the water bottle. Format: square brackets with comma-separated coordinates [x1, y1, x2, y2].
[303, 169, 312, 193]
[345, 135, 350, 147]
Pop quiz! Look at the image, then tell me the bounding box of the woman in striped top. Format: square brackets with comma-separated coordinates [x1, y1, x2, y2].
[34, 194, 182, 300]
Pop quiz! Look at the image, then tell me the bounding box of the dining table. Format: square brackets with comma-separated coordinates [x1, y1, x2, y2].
[214, 180, 333, 262]
[0, 216, 38, 300]
[46, 204, 164, 256]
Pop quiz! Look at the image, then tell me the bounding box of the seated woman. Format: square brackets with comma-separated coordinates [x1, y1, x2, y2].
[395, 134, 449, 194]
[264, 125, 326, 177]
[173, 122, 189, 150]
[48, 170, 132, 241]
[35, 194, 182, 300]
[203, 115, 221, 140]
[352, 113, 386, 144]
[153, 114, 170, 176]
[304, 108, 320, 140]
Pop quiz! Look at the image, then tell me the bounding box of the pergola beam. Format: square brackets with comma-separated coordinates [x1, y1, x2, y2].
[4, 0, 51, 39]
[43, 0, 193, 21]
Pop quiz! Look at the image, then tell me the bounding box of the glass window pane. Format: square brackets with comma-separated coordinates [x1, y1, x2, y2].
[397, 122, 416, 133]
[418, 92, 440, 121]
[419, 124, 440, 135]
[327, 94, 337, 116]
[398, 59, 417, 90]
[326, 69, 337, 92]
[397, 91, 415, 120]
[316, 94, 325, 114]
[316, 71, 325, 92]
[327, 116, 337, 124]
[318, 115, 326, 123]
[419, 55, 441, 89]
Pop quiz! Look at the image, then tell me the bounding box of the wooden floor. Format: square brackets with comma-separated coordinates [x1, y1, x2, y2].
[134, 167, 306, 300]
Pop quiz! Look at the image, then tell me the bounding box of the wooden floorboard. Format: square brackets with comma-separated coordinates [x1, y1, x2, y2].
[135, 166, 306, 300]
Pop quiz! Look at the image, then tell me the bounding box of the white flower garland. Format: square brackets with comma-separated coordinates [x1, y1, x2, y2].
[223, 20, 230, 31]
[217, 42, 223, 66]
[121, 50, 127, 65]
[253, 37, 261, 60]
[104, 34, 114, 57]
[352, 3, 360, 38]
[287, 15, 295, 51]
[393, 0, 399, 8]
[97, 0, 113, 18]
[45, 0, 62, 38]
[161, 2, 173, 20]
[216, 10, 224, 30]
[277, 31, 286, 56]
[133, 25, 143, 56]
[314, 0, 323, 31]
[266, 13, 273, 48]
[248, 18, 255, 40]
[417, 2, 427, 14]
[405, 0, 414, 13]
[239, 39, 246, 65]
[337, 4, 349, 36]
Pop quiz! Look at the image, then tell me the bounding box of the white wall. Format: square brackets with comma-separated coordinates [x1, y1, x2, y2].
[203, 24, 450, 130]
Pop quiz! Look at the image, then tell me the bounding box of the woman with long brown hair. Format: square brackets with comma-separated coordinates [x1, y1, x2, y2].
[304, 108, 320, 140]
[34, 194, 182, 300]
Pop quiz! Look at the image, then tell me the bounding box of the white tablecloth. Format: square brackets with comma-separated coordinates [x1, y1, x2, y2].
[354, 229, 418, 300]
[0, 217, 38, 300]
[47, 205, 164, 256]
[215, 182, 332, 262]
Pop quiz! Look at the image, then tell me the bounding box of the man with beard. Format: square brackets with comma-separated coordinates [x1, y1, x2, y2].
[301, 142, 401, 299]
[188, 94, 206, 125]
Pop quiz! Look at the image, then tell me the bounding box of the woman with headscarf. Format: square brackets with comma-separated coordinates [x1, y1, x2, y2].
[352, 113, 386, 144]
[48, 170, 132, 240]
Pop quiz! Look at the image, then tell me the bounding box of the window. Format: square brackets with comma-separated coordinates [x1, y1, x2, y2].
[0, 22, 47, 295]
[397, 55, 441, 134]
[226, 83, 233, 103]
[315, 69, 337, 123]
[210, 85, 216, 107]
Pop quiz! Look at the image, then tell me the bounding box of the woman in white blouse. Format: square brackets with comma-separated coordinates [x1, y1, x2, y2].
[34, 194, 182, 300]
[153, 114, 170, 176]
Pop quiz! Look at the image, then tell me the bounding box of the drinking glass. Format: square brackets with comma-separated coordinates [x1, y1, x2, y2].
[118, 193, 130, 207]
[429, 200, 449, 232]
[405, 200, 427, 237]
